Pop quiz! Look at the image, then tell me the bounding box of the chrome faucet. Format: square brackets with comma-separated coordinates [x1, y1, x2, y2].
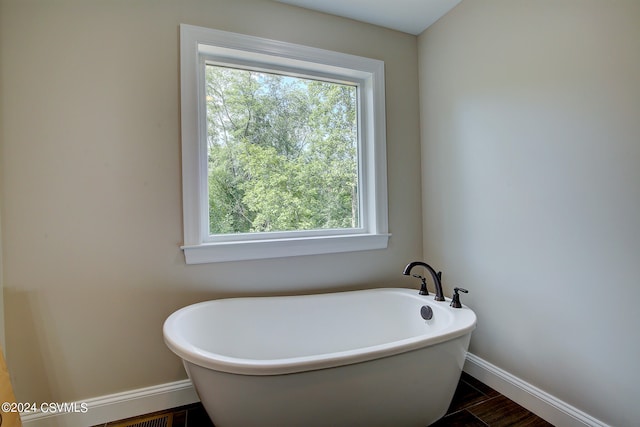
[402, 261, 445, 301]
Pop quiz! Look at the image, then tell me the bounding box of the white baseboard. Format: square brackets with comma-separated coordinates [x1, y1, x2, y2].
[20, 379, 198, 427]
[21, 353, 609, 427]
[464, 352, 609, 427]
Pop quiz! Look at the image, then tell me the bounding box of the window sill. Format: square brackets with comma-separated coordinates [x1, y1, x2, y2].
[181, 233, 390, 264]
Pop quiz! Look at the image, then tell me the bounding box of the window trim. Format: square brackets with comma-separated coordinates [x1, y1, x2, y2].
[179, 24, 389, 264]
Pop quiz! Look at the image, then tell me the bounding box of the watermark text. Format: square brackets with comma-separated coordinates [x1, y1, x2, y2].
[1, 401, 88, 414]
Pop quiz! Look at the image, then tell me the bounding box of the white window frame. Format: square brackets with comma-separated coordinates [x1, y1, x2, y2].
[179, 24, 389, 264]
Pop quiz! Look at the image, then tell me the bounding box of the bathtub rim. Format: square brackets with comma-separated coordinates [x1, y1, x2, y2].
[163, 287, 477, 376]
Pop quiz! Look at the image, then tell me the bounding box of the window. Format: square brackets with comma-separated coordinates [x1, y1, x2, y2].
[180, 24, 389, 263]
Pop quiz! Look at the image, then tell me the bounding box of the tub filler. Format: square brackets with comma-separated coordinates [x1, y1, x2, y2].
[163, 288, 476, 426]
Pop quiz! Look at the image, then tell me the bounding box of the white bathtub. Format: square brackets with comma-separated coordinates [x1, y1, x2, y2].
[163, 288, 477, 426]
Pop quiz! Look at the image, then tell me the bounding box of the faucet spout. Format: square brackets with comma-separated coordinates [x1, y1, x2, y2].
[402, 261, 445, 301]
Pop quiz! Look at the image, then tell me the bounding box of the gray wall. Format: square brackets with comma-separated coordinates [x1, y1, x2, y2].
[418, 1, 640, 425]
[0, 0, 422, 403]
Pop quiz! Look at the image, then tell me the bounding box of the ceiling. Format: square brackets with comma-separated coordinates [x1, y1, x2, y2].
[275, 0, 462, 35]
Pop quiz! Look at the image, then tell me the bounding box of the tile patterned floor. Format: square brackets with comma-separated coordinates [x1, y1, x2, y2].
[95, 372, 553, 426]
[432, 372, 553, 426]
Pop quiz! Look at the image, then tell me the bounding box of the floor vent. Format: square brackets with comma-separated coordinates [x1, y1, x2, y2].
[108, 413, 173, 427]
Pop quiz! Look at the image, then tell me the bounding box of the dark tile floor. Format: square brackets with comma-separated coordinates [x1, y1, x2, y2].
[96, 372, 553, 426]
[433, 372, 554, 426]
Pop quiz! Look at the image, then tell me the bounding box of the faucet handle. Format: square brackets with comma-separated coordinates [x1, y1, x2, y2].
[450, 287, 468, 308]
[412, 275, 429, 296]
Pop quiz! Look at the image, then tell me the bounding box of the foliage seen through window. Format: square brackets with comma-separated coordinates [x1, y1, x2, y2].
[205, 65, 359, 235]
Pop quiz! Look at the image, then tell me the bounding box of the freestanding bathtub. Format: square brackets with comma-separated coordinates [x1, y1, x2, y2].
[163, 288, 476, 427]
